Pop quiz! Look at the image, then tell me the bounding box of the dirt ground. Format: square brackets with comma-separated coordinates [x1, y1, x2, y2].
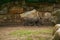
[0, 25, 53, 40]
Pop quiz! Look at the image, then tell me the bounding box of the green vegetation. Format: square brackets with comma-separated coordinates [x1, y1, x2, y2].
[0, 0, 59, 5]
[9, 29, 52, 36]
[0, 0, 21, 6]
[9, 29, 52, 40]
[25, 0, 56, 3]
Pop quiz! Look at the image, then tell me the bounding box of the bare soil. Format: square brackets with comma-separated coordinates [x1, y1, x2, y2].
[0, 26, 53, 40]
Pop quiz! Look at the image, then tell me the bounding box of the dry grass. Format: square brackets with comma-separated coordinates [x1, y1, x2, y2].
[0, 26, 53, 40]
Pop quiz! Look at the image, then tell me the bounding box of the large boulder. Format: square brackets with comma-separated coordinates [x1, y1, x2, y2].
[20, 9, 40, 26]
[9, 6, 24, 14]
[52, 9, 60, 24]
[52, 28, 60, 40]
[53, 24, 60, 35]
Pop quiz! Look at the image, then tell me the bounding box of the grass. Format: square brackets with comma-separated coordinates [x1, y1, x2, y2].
[9, 29, 52, 36]
[9, 28, 53, 40]
[9, 29, 52, 40]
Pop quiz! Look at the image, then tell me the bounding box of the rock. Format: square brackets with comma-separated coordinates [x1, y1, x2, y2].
[52, 28, 60, 40]
[53, 24, 60, 35]
[20, 9, 40, 26]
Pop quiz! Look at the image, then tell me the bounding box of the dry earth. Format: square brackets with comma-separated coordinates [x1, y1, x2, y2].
[0, 26, 53, 40]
